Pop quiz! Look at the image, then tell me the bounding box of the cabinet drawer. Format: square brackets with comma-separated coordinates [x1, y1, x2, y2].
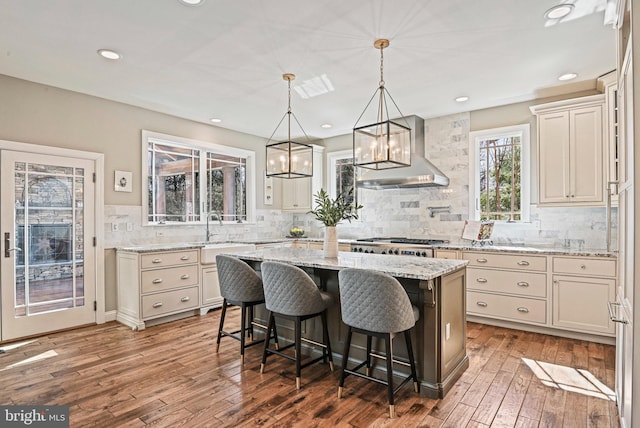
[467, 268, 546, 298]
[552, 257, 616, 277]
[463, 252, 546, 271]
[141, 250, 199, 269]
[141, 265, 199, 293]
[435, 250, 460, 260]
[467, 291, 546, 324]
[142, 286, 199, 319]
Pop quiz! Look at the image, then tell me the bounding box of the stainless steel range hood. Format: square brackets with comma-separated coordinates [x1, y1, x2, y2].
[356, 115, 450, 189]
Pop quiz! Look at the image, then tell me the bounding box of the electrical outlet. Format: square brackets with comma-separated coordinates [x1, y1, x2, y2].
[533, 220, 541, 229]
[126, 222, 133, 232]
[111, 222, 119, 232]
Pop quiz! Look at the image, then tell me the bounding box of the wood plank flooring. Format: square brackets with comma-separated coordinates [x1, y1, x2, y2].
[0, 307, 619, 427]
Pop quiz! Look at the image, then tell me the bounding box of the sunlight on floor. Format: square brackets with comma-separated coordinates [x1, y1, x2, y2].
[522, 357, 615, 400]
[1, 350, 58, 372]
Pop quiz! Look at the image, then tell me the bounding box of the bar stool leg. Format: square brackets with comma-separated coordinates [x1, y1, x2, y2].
[385, 333, 395, 418]
[216, 299, 228, 352]
[239, 303, 247, 364]
[365, 334, 373, 376]
[321, 311, 334, 371]
[248, 305, 254, 341]
[337, 326, 353, 399]
[260, 311, 275, 374]
[404, 330, 419, 393]
[295, 316, 302, 389]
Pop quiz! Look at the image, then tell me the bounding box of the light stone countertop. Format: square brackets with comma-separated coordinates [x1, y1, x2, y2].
[221, 247, 468, 281]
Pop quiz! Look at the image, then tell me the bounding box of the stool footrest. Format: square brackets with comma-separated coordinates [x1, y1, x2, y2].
[342, 366, 415, 395]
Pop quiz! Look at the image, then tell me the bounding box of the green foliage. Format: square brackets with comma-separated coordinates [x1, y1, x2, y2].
[308, 188, 363, 227]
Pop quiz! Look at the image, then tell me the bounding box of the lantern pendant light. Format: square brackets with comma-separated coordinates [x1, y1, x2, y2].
[353, 39, 411, 170]
[265, 73, 313, 178]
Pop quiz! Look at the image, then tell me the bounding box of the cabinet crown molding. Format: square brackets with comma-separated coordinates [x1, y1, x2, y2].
[529, 94, 605, 115]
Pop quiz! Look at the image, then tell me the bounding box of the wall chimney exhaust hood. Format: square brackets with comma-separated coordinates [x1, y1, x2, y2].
[356, 115, 450, 189]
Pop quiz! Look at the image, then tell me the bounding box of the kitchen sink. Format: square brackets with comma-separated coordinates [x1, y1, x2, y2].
[200, 242, 256, 264]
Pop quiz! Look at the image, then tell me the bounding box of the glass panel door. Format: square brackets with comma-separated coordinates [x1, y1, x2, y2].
[1, 151, 95, 340]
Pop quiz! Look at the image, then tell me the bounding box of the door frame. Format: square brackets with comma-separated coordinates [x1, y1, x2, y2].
[0, 138, 105, 327]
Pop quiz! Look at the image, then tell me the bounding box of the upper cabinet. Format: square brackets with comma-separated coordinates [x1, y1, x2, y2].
[530, 95, 605, 206]
[281, 145, 324, 212]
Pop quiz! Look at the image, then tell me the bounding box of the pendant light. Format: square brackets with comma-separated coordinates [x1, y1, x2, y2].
[265, 73, 313, 178]
[353, 39, 411, 170]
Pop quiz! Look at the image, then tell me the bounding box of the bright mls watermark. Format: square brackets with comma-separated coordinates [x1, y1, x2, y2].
[0, 406, 69, 427]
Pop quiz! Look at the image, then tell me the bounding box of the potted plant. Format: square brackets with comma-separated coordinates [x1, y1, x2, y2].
[309, 189, 362, 257]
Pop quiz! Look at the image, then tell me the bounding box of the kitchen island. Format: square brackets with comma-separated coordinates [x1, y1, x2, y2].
[222, 247, 469, 399]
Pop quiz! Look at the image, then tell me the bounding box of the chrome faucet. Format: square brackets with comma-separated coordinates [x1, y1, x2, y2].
[205, 210, 223, 242]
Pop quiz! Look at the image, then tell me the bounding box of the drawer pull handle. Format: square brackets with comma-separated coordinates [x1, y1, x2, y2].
[152, 258, 162, 264]
[180, 255, 190, 261]
[180, 274, 190, 280]
[476, 278, 488, 283]
[152, 302, 163, 308]
[476, 258, 488, 263]
[517, 261, 530, 266]
[476, 301, 488, 307]
[152, 278, 163, 284]
[181, 296, 190, 302]
[580, 264, 586, 270]
[517, 307, 529, 313]
[517, 282, 530, 287]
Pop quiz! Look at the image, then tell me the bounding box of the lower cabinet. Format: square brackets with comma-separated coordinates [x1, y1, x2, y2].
[462, 250, 616, 341]
[201, 264, 222, 312]
[117, 248, 201, 330]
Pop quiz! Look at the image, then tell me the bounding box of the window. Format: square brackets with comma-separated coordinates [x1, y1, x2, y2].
[143, 130, 255, 225]
[469, 124, 530, 222]
[327, 149, 359, 208]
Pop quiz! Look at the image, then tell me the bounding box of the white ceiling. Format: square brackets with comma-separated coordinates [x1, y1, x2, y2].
[0, 0, 617, 141]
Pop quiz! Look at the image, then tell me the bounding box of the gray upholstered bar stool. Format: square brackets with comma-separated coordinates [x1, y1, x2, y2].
[215, 255, 277, 363]
[337, 268, 419, 418]
[260, 261, 334, 389]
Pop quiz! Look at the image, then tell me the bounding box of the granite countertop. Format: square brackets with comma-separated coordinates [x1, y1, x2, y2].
[222, 247, 468, 281]
[432, 243, 616, 258]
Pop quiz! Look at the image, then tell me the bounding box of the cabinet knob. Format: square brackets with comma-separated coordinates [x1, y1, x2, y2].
[476, 301, 488, 307]
[517, 307, 529, 313]
[517, 260, 530, 266]
[476, 278, 488, 283]
[152, 258, 162, 264]
[580, 264, 586, 270]
[152, 302, 163, 308]
[152, 278, 163, 284]
[517, 281, 530, 287]
[180, 255, 190, 261]
[180, 296, 190, 302]
[180, 274, 190, 280]
[476, 258, 488, 263]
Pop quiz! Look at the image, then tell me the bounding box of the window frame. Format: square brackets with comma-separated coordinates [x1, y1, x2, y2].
[142, 130, 256, 226]
[326, 149, 360, 212]
[468, 124, 530, 222]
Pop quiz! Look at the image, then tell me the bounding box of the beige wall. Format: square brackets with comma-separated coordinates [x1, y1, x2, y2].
[0, 74, 269, 208]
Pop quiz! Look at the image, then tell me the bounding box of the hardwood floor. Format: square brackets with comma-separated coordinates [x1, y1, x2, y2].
[0, 307, 619, 427]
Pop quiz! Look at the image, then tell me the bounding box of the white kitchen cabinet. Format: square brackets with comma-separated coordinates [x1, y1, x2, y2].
[281, 145, 324, 212]
[551, 256, 616, 336]
[463, 251, 548, 327]
[117, 248, 201, 330]
[531, 95, 605, 206]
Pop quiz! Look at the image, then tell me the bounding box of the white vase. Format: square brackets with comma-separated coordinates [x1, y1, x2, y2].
[323, 226, 338, 258]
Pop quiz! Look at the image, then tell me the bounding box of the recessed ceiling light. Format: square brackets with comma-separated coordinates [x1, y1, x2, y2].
[455, 96, 469, 102]
[178, 0, 205, 6]
[97, 49, 121, 60]
[544, 4, 574, 20]
[321, 123, 332, 129]
[210, 118, 222, 123]
[558, 72, 578, 81]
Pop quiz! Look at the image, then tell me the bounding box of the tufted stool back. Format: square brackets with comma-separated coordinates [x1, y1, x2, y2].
[216, 255, 264, 303]
[261, 261, 329, 316]
[338, 268, 418, 334]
